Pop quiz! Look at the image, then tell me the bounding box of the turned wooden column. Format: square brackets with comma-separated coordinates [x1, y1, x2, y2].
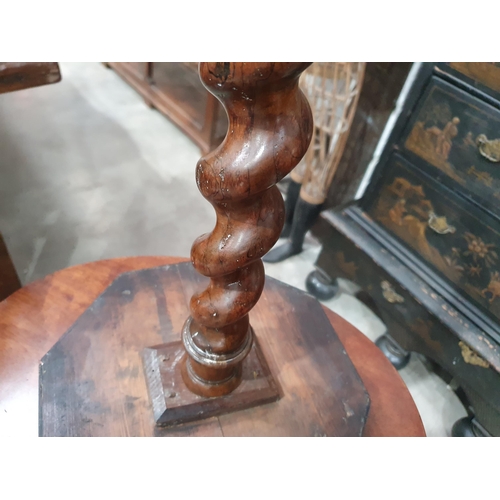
[36, 63, 374, 434]
[181, 63, 313, 397]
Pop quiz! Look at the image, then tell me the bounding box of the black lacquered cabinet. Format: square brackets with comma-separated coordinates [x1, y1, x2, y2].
[308, 63, 500, 436]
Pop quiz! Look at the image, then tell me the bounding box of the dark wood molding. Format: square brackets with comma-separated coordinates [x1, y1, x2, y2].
[0, 62, 61, 95]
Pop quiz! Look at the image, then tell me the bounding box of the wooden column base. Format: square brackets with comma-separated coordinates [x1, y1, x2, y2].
[39, 262, 370, 437]
[142, 335, 279, 427]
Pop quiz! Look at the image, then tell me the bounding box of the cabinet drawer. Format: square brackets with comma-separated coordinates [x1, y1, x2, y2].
[400, 77, 500, 219]
[315, 208, 500, 436]
[436, 63, 500, 103]
[366, 154, 500, 324]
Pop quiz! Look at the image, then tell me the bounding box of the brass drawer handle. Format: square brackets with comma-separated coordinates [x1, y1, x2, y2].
[476, 134, 500, 163]
[428, 211, 456, 234]
[381, 281, 404, 304]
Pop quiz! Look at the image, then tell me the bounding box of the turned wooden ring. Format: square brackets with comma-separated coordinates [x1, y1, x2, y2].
[182, 317, 254, 367]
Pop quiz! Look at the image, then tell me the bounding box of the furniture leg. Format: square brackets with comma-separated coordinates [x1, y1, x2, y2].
[280, 178, 302, 238]
[451, 416, 491, 437]
[263, 197, 323, 263]
[451, 417, 476, 437]
[307, 265, 411, 370]
[375, 335, 411, 371]
[306, 268, 338, 301]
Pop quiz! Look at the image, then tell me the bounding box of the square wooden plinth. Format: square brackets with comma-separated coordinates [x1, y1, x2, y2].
[142, 338, 280, 427]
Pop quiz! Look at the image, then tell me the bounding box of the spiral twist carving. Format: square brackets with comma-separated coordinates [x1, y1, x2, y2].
[181, 63, 313, 397]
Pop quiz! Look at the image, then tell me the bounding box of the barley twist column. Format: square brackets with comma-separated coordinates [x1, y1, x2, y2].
[181, 63, 313, 397]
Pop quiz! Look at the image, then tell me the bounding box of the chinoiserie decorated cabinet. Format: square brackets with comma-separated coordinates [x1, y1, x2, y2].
[307, 63, 500, 437]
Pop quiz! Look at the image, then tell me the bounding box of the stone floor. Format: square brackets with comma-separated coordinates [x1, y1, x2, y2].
[0, 62, 467, 436]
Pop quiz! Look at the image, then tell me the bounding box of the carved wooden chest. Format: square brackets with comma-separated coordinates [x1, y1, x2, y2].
[307, 63, 500, 436]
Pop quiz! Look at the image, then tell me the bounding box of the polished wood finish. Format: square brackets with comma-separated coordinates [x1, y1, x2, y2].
[142, 337, 278, 427]
[39, 261, 369, 436]
[181, 63, 313, 397]
[0, 62, 60, 94]
[0, 257, 424, 436]
[106, 62, 227, 154]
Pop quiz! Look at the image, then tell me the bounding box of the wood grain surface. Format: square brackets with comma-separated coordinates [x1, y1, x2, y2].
[0, 62, 61, 94]
[38, 262, 369, 436]
[183, 63, 313, 396]
[0, 257, 425, 437]
[141, 336, 280, 427]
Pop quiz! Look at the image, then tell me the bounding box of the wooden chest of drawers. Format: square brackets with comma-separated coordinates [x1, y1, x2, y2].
[308, 63, 500, 436]
[106, 63, 227, 154]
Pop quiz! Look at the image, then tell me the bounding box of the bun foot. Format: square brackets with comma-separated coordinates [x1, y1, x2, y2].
[375, 335, 411, 370]
[305, 269, 338, 301]
[452, 417, 476, 437]
[452, 417, 489, 437]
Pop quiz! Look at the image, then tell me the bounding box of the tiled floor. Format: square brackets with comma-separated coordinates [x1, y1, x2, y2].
[0, 62, 467, 436]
